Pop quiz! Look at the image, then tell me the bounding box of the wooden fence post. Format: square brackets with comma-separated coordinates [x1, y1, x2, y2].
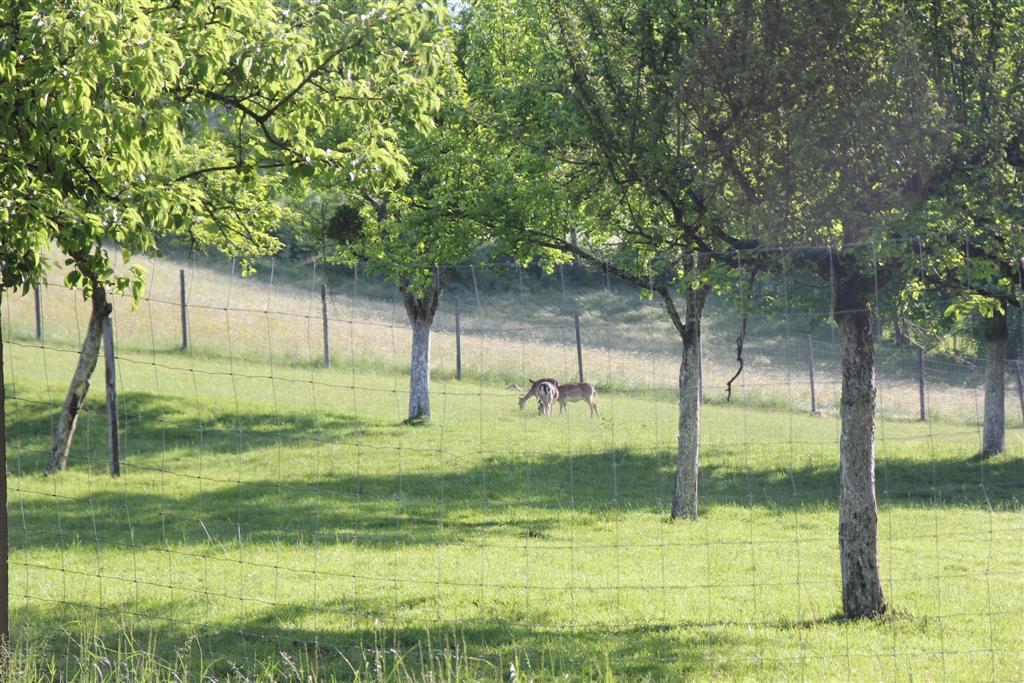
[808, 333, 817, 413]
[917, 346, 927, 421]
[103, 316, 120, 477]
[1014, 360, 1024, 423]
[321, 283, 330, 369]
[455, 297, 462, 381]
[34, 285, 42, 340]
[574, 312, 584, 383]
[179, 269, 189, 351]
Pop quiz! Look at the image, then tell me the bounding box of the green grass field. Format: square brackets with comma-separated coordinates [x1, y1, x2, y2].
[3, 262, 1024, 681]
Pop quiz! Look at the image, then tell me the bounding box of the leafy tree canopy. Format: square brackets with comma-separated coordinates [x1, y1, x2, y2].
[0, 0, 449, 297]
[899, 1, 1024, 326]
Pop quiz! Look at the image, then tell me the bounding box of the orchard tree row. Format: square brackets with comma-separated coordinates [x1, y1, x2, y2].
[2, 0, 1022, 620]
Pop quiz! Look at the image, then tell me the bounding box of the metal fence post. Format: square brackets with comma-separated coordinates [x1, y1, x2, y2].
[321, 283, 330, 369]
[103, 317, 120, 477]
[574, 312, 584, 383]
[179, 269, 189, 351]
[917, 346, 927, 421]
[808, 333, 817, 413]
[34, 285, 42, 340]
[1014, 359, 1024, 423]
[1, 317, 9, 651]
[455, 297, 463, 381]
[697, 333, 704, 404]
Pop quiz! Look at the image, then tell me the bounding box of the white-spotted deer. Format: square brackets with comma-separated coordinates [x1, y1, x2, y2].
[518, 378, 559, 411]
[556, 382, 599, 418]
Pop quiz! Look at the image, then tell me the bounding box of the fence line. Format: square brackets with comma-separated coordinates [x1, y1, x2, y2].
[12, 278, 1024, 425]
[3, 249, 1024, 679]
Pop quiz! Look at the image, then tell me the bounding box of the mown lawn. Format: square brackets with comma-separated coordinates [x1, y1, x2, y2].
[3, 306, 1024, 680]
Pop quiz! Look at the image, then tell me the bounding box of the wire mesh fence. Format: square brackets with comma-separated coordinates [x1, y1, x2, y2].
[2, 243, 1023, 680]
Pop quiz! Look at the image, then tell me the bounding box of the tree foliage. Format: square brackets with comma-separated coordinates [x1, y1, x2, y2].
[0, 0, 449, 295]
[901, 2, 1024, 331]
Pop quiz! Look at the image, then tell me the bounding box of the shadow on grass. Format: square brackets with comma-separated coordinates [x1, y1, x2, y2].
[10, 444, 1024, 554]
[10, 596, 741, 681]
[6, 389, 407, 471]
[8, 385, 1024, 554]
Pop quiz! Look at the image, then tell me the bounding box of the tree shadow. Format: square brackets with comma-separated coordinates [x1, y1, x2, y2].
[11, 440, 1023, 554]
[11, 596, 741, 681]
[6, 389, 407, 475]
[9, 380, 1023, 557]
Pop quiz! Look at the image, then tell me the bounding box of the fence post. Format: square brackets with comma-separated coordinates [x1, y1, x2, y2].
[1014, 360, 1024, 423]
[34, 284, 42, 340]
[917, 346, 927, 421]
[179, 269, 189, 351]
[808, 333, 817, 413]
[321, 283, 330, 369]
[697, 333, 704, 404]
[1, 315, 9, 653]
[103, 316, 120, 477]
[455, 297, 463, 381]
[469, 265, 481, 311]
[574, 312, 584, 383]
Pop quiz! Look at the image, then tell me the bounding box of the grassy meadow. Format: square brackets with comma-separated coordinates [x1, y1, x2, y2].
[3, 255, 1024, 681]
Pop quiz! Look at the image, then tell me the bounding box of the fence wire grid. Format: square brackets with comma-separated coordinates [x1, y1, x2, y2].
[2, 242, 1024, 681]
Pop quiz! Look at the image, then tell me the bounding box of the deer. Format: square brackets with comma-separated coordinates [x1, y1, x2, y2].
[518, 378, 559, 411]
[536, 380, 559, 416]
[556, 382, 599, 418]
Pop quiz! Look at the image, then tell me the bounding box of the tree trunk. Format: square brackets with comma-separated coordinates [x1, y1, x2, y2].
[834, 271, 886, 618]
[982, 309, 1007, 456]
[45, 286, 111, 474]
[402, 285, 440, 423]
[671, 288, 706, 520]
[407, 314, 432, 421]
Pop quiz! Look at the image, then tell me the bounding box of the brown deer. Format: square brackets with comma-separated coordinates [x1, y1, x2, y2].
[556, 382, 599, 418]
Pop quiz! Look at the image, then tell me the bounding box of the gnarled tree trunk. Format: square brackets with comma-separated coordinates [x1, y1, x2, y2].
[671, 287, 706, 520]
[982, 309, 1007, 456]
[45, 286, 110, 474]
[834, 267, 886, 618]
[402, 284, 441, 423]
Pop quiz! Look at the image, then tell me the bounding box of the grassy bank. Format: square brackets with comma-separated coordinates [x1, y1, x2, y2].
[3, 254, 1024, 680]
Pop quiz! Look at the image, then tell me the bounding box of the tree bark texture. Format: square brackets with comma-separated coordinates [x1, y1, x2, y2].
[671, 287, 706, 520]
[982, 310, 1007, 456]
[834, 264, 886, 618]
[46, 286, 111, 474]
[402, 285, 440, 423]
